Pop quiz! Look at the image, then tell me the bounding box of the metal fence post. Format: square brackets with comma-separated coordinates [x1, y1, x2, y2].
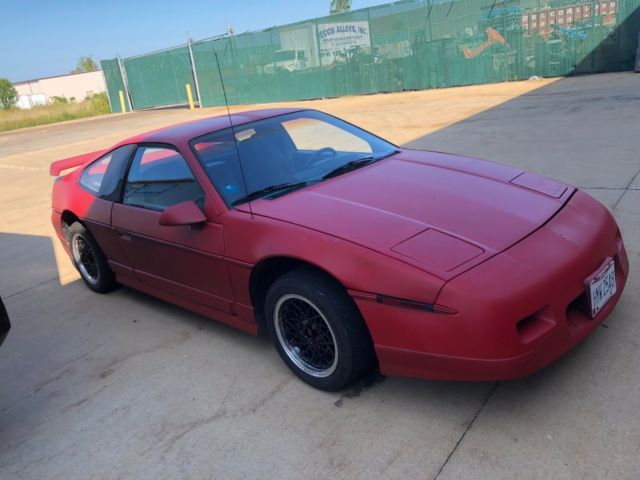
[117, 56, 133, 112]
[188, 39, 203, 106]
[100, 69, 114, 113]
[315, 18, 326, 98]
[367, 7, 375, 93]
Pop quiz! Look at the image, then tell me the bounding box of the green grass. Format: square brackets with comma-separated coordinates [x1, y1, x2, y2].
[0, 93, 111, 132]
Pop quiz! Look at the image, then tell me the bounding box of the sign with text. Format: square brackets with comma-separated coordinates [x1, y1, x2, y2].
[318, 21, 371, 65]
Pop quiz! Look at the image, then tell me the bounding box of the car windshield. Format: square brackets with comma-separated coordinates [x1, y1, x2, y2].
[189, 110, 397, 206]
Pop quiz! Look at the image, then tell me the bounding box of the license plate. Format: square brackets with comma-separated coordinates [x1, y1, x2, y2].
[587, 259, 616, 318]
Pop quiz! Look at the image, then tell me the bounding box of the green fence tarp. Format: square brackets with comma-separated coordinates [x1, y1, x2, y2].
[103, 0, 640, 112]
[124, 46, 196, 109]
[101, 59, 128, 113]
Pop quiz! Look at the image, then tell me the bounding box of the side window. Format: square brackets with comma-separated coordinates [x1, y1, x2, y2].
[123, 146, 205, 212]
[79, 145, 135, 199]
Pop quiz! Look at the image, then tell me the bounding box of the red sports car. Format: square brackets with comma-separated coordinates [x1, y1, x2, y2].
[50, 109, 629, 390]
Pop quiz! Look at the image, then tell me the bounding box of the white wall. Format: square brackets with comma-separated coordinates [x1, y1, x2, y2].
[14, 70, 106, 109]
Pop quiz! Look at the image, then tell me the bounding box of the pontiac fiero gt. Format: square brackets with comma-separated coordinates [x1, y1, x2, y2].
[50, 109, 628, 390]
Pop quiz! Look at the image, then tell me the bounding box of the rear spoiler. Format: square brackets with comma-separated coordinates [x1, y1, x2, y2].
[49, 149, 107, 176]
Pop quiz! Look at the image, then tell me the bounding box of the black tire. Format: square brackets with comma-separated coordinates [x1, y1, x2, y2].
[265, 269, 376, 391]
[67, 222, 117, 293]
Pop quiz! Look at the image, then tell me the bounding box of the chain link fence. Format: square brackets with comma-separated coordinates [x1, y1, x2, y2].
[101, 0, 640, 112]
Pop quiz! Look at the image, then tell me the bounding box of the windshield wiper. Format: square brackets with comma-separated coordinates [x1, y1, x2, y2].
[231, 181, 311, 206]
[322, 150, 399, 180]
[231, 150, 399, 206]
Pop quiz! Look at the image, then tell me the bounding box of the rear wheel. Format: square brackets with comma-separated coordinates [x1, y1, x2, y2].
[68, 222, 117, 293]
[265, 269, 376, 391]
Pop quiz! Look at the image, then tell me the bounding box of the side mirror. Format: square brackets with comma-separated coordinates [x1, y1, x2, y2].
[159, 201, 206, 227]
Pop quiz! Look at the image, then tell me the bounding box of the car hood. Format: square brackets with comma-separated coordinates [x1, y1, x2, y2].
[243, 149, 574, 279]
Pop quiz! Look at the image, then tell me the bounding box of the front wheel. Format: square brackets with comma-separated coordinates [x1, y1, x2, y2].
[265, 269, 376, 391]
[68, 222, 117, 293]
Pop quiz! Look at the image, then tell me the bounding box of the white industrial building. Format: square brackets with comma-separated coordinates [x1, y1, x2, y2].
[13, 70, 106, 109]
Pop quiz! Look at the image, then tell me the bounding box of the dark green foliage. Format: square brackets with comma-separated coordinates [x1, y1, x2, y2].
[330, 0, 351, 15]
[0, 78, 17, 110]
[76, 56, 98, 73]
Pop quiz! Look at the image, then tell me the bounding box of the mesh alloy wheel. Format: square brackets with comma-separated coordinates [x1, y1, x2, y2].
[67, 221, 117, 293]
[274, 294, 339, 378]
[71, 234, 100, 285]
[265, 269, 376, 391]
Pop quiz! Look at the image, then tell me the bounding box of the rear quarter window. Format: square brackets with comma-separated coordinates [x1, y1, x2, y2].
[79, 155, 111, 194]
[79, 145, 135, 200]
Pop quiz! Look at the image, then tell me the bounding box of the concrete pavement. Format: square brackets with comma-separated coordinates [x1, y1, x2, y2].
[408, 73, 640, 480]
[0, 72, 638, 479]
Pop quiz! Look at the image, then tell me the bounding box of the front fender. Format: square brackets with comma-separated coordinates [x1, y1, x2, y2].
[221, 210, 445, 309]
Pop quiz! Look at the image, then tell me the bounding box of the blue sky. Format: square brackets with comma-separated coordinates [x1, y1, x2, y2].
[1, 0, 386, 82]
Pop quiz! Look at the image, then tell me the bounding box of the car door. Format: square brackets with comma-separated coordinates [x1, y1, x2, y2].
[111, 144, 234, 314]
[77, 144, 137, 279]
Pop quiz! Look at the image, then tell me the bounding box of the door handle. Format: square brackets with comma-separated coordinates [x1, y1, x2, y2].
[115, 230, 132, 242]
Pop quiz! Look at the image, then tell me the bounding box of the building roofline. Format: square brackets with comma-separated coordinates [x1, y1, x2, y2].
[13, 69, 103, 85]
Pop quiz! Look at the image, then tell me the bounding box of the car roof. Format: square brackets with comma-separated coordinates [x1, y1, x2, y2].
[121, 107, 307, 146]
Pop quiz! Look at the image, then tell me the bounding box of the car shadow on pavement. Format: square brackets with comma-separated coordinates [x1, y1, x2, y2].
[0, 232, 61, 299]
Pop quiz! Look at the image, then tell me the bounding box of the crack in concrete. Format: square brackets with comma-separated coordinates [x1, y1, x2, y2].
[612, 166, 640, 210]
[0, 344, 105, 416]
[580, 186, 640, 191]
[432, 382, 500, 480]
[5, 276, 59, 299]
[59, 385, 108, 415]
[0, 164, 46, 171]
[158, 377, 292, 455]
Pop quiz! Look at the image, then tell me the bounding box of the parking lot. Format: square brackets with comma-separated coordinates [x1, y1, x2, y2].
[0, 72, 638, 479]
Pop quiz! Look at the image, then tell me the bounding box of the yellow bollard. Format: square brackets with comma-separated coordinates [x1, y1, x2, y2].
[186, 84, 195, 111]
[118, 90, 127, 113]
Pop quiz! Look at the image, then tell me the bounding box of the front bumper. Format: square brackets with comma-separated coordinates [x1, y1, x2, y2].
[356, 190, 629, 381]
